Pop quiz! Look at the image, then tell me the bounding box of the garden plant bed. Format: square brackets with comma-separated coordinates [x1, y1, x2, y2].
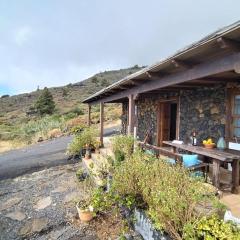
[121, 207, 171, 240]
[90, 211, 131, 240]
[67, 131, 240, 240]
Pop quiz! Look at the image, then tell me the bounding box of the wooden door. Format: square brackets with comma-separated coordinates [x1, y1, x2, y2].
[158, 102, 171, 146]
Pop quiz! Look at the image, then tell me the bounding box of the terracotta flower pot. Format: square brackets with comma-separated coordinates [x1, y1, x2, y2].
[76, 205, 93, 222]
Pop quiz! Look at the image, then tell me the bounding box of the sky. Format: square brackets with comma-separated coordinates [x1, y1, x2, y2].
[0, 0, 240, 96]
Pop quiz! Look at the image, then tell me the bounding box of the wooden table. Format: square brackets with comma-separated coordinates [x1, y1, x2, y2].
[163, 141, 240, 193]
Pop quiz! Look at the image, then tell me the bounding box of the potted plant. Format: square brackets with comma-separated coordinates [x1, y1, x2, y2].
[66, 126, 99, 158]
[76, 199, 94, 222]
[76, 177, 95, 222]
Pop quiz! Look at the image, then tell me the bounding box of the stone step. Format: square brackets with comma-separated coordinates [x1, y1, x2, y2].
[91, 152, 105, 168]
[99, 147, 114, 159]
[82, 137, 115, 187]
[82, 157, 103, 186]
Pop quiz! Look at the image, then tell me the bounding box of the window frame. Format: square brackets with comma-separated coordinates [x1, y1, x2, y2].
[227, 88, 240, 140]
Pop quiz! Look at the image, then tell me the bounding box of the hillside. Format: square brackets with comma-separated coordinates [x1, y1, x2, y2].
[0, 66, 143, 124]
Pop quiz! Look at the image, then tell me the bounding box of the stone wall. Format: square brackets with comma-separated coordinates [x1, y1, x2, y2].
[136, 98, 158, 144]
[179, 86, 226, 143]
[121, 85, 227, 145]
[136, 92, 178, 145]
[121, 102, 128, 135]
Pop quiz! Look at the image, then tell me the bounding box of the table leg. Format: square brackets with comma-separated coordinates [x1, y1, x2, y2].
[212, 159, 220, 189]
[231, 159, 239, 194]
[172, 146, 176, 153]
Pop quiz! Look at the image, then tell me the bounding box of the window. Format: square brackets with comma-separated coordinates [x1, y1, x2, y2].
[232, 94, 240, 138]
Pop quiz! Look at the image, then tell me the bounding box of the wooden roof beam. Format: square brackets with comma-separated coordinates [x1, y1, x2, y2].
[189, 79, 223, 84]
[173, 84, 215, 88]
[234, 62, 240, 74]
[171, 59, 192, 69]
[107, 89, 119, 93]
[145, 71, 164, 81]
[115, 86, 128, 90]
[128, 80, 142, 86]
[217, 37, 240, 51]
[146, 89, 180, 92]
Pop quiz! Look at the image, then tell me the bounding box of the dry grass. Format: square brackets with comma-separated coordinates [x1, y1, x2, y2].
[47, 128, 62, 139]
[0, 141, 26, 153]
[66, 116, 86, 129]
[104, 119, 121, 128]
[0, 141, 13, 153]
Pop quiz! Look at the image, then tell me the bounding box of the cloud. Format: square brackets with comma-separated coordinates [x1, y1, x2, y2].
[0, 0, 240, 95]
[13, 26, 32, 46]
[0, 63, 111, 95]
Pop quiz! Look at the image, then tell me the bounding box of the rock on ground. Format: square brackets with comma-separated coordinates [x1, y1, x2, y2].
[0, 162, 98, 240]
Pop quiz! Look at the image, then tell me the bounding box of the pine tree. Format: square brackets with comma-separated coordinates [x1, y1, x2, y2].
[34, 87, 55, 116]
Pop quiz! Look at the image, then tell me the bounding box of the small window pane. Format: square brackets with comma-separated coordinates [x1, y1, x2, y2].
[234, 128, 240, 137]
[233, 119, 240, 127]
[234, 95, 240, 115]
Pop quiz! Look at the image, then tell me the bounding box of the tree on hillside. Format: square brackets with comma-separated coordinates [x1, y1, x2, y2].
[34, 87, 55, 116]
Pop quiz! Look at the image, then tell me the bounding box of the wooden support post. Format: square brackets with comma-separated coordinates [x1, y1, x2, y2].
[87, 105, 91, 127]
[128, 94, 135, 135]
[100, 102, 104, 147]
[212, 159, 220, 189]
[231, 159, 239, 194]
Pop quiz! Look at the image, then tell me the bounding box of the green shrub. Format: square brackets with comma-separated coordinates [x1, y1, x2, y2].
[0, 113, 68, 143]
[62, 88, 68, 97]
[183, 214, 240, 240]
[112, 149, 225, 240]
[90, 187, 112, 213]
[67, 126, 98, 155]
[12, 115, 65, 143]
[114, 150, 125, 165]
[70, 107, 84, 116]
[100, 78, 109, 87]
[64, 112, 77, 120]
[70, 124, 86, 135]
[111, 135, 134, 164]
[76, 168, 88, 182]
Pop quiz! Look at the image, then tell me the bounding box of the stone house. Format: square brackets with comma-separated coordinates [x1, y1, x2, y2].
[83, 21, 240, 149]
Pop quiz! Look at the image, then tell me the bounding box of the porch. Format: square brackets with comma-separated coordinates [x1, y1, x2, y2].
[137, 140, 240, 215]
[82, 22, 240, 217]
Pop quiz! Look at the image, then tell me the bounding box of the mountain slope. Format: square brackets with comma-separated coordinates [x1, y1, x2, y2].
[0, 66, 143, 124]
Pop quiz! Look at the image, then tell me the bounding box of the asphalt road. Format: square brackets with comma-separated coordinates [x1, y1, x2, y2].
[0, 126, 120, 180]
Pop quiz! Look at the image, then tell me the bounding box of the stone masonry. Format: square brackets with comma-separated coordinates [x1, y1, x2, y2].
[121, 85, 227, 145]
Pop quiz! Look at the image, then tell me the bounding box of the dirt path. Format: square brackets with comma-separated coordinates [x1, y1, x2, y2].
[0, 162, 98, 240]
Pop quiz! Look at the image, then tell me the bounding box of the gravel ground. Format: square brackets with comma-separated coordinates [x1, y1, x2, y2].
[0, 162, 98, 240]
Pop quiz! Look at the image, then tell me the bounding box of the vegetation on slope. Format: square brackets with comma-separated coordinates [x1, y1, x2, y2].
[0, 66, 143, 151]
[0, 66, 143, 124]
